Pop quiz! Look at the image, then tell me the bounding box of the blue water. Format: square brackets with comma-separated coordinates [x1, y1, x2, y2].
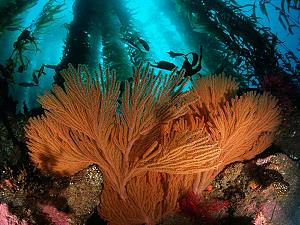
[0, 0, 298, 112]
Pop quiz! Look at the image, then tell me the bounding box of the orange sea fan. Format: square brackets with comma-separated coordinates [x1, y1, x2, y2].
[190, 73, 239, 115]
[99, 172, 184, 225]
[189, 75, 281, 163]
[25, 64, 220, 199]
[26, 64, 120, 176]
[207, 91, 281, 165]
[26, 66, 281, 225]
[187, 75, 281, 194]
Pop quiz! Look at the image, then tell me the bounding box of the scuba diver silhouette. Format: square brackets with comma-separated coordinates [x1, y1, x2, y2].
[151, 45, 203, 79]
[118, 46, 203, 103]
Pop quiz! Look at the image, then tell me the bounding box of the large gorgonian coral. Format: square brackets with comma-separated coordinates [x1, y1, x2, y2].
[25, 64, 281, 225]
[183, 74, 281, 194]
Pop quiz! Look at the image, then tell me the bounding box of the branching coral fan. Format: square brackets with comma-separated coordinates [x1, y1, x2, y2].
[25, 64, 281, 225]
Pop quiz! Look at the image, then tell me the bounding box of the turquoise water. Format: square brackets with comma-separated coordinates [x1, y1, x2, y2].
[0, 0, 298, 112]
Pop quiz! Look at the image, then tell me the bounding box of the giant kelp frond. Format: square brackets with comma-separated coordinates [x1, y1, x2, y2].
[33, 0, 65, 34]
[174, 0, 296, 85]
[251, 0, 300, 34]
[99, 0, 133, 81]
[0, 0, 37, 36]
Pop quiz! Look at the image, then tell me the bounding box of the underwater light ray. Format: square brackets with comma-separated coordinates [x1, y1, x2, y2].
[123, 0, 193, 66]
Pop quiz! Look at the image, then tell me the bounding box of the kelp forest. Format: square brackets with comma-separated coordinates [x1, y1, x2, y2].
[0, 0, 299, 225]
